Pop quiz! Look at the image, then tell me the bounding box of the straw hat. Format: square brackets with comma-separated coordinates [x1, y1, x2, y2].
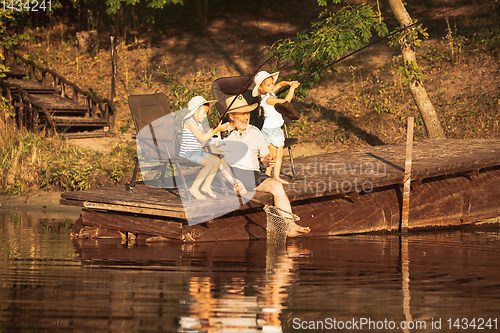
[225, 95, 258, 114]
[252, 71, 280, 97]
[184, 96, 216, 119]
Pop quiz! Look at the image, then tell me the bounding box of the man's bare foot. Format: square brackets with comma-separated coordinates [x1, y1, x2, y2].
[189, 187, 206, 200]
[275, 177, 289, 185]
[287, 223, 311, 237]
[200, 186, 217, 198]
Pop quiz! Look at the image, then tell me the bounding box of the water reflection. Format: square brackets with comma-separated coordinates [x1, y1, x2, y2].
[401, 236, 412, 333]
[1, 211, 500, 332]
[177, 244, 310, 332]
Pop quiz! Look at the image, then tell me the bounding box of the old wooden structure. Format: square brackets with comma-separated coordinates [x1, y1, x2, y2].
[63, 138, 500, 243]
[0, 48, 115, 138]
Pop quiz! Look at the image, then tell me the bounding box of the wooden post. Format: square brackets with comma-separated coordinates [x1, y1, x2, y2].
[110, 36, 116, 101]
[401, 116, 414, 233]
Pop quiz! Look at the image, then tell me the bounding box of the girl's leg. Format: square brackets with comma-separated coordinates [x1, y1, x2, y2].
[200, 155, 221, 198]
[266, 144, 277, 177]
[189, 156, 218, 199]
[274, 145, 288, 184]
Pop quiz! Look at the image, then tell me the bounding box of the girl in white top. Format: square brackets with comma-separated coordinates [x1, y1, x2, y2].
[253, 71, 300, 184]
[180, 96, 229, 200]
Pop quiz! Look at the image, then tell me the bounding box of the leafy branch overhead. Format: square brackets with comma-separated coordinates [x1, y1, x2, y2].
[264, 2, 388, 94]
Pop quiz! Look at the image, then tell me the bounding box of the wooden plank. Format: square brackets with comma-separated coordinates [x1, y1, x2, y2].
[4, 68, 26, 79]
[60, 198, 85, 207]
[55, 123, 109, 128]
[54, 116, 108, 124]
[3, 78, 57, 93]
[81, 209, 183, 240]
[62, 131, 114, 139]
[29, 94, 88, 111]
[83, 201, 186, 218]
[62, 185, 186, 211]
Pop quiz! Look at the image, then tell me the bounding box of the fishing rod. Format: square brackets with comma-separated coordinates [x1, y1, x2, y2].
[275, 5, 463, 97]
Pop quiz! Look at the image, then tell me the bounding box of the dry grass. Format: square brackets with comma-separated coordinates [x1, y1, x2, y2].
[0, 122, 135, 195]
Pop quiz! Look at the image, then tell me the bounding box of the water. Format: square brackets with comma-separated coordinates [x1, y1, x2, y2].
[1, 211, 500, 332]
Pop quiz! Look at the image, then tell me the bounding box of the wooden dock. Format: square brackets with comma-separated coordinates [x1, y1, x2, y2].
[64, 138, 500, 242]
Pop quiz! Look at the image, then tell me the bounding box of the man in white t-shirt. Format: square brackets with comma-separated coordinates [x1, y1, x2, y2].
[216, 95, 310, 237]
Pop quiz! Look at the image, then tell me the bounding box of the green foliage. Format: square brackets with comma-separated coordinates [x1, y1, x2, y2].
[158, 64, 220, 127]
[317, 0, 342, 6]
[105, 0, 183, 15]
[476, 27, 500, 57]
[1, 33, 31, 49]
[0, 9, 12, 79]
[0, 63, 6, 79]
[396, 60, 427, 86]
[421, 31, 466, 68]
[2, 0, 185, 34]
[0, 10, 30, 125]
[264, 3, 388, 96]
[387, 20, 429, 87]
[0, 9, 30, 77]
[388, 23, 429, 48]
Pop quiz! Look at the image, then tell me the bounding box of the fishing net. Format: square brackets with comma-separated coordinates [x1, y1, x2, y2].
[264, 205, 300, 245]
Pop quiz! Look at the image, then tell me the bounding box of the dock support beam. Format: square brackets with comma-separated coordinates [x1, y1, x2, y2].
[401, 116, 414, 233]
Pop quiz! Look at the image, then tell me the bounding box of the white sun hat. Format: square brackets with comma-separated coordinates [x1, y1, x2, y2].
[183, 96, 216, 119]
[252, 71, 280, 97]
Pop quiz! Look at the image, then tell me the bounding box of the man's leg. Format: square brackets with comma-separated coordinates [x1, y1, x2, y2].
[256, 178, 310, 237]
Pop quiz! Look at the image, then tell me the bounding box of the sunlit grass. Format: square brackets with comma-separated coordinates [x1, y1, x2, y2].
[0, 124, 136, 195]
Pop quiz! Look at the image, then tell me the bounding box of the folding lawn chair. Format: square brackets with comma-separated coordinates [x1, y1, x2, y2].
[211, 76, 299, 179]
[126, 93, 228, 200]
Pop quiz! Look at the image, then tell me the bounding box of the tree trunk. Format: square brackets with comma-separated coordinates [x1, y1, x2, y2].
[197, 0, 209, 35]
[387, 0, 445, 138]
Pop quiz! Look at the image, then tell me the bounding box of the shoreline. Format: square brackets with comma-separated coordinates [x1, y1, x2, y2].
[0, 190, 82, 220]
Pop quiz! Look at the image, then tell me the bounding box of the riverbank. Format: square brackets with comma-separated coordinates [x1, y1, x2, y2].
[0, 189, 82, 219]
[1, 1, 498, 196]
